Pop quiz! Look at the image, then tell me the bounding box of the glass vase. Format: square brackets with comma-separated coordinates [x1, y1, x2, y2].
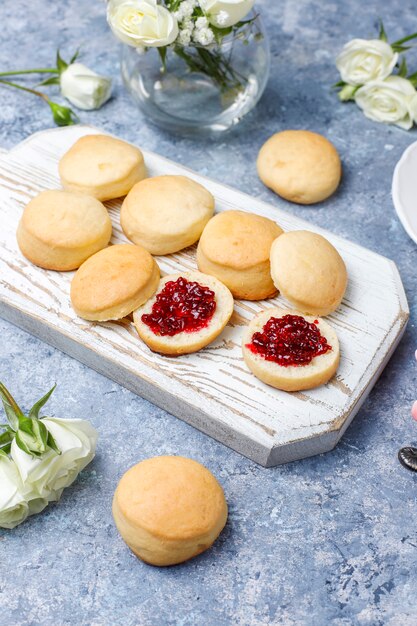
[120, 12, 270, 136]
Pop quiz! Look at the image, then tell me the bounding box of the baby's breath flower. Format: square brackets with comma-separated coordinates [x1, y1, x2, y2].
[216, 10, 229, 26]
[178, 28, 193, 46]
[195, 16, 209, 30]
[175, 0, 196, 21]
[194, 27, 215, 46]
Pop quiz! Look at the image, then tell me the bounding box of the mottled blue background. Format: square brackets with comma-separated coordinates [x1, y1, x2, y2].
[1, 1, 417, 624]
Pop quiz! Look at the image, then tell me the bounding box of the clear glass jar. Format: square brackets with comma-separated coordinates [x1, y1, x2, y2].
[120, 12, 270, 136]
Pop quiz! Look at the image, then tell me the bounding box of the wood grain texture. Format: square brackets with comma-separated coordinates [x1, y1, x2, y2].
[0, 125, 409, 466]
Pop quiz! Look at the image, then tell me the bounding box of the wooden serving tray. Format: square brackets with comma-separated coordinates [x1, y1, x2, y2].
[0, 125, 409, 466]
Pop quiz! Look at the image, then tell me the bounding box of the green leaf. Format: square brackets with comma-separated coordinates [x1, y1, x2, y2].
[15, 429, 35, 455]
[333, 80, 347, 89]
[47, 430, 61, 455]
[378, 20, 388, 42]
[18, 415, 35, 434]
[0, 448, 10, 458]
[56, 49, 68, 74]
[29, 384, 56, 420]
[15, 428, 44, 457]
[0, 430, 14, 446]
[31, 419, 49, 453]
[392, 44, 412, 53]
[398, 56, 408, 77]
[38, 76, 61, 87]
[70, 47, 81, 64]
[391, 32, 417, 47]
[0, 382, 24, 430]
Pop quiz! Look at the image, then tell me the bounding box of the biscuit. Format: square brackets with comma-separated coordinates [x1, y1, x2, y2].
[197, 210, 283, 300]
[70, 243, 159, 321]
[133, 271, 234, 355]
[59, 134, 146, 201]
[16, 190, 112, 271]
[257, 130, 342, 204]
[270, 230, 347, 316]
[112, 456, 228, 566]
[120, 175, 215, 255]
[242, 307, 340, 391]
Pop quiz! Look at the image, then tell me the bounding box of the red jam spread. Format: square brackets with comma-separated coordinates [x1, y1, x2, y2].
[141, 277, 216, 336]
[246, 314, 332, 366]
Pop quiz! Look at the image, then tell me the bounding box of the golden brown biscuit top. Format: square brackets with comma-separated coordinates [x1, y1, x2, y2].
[59, 135, 144, 187]
[257, 130, 341, 204]
[258, 130, 340, 173]
[122, 175, 214, 236]
[114, 456, 227, 540]
[70, 244, 155, 313]
[199, 210, 283, 269]
[21, 190, 110, 247]
[271, 230, 347, 308]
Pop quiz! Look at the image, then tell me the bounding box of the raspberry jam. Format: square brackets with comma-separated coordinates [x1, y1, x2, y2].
[141, 277, 216, 336]
[246, 314, 332, 366]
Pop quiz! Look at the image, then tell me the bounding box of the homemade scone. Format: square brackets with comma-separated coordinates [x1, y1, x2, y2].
[257, 130, 342, 204]
[112, 456, 228, 566]
[242, 308, 340, 391]
[133, 271, 233, 355]
[270, 230, 347, 316]
[197, 210, 283, 300]
[120, 175, 214, 255]
[59, 134, 146, 201]
[16, 189, 112, 271]
[70, 243, 159, 321]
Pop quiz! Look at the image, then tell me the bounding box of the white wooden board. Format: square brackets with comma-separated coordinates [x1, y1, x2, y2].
[0, 125, 409, 466]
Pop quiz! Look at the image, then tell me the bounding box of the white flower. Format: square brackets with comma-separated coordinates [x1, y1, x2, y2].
[0, 453, 29, 529]
[354, 75, 417, 130]
[60, 63, 112, 111]
[11, 417, 97, 501]
[216, 10, 229, 26]
[194, 26, 215, 46]
[195, 16, 209, 29]
[175, 0, 196, 20]
[107, 0, 179, 48]
[336, 39, 398, 86]
[178, 27, 193, 46]
[198, 0, 254, 28]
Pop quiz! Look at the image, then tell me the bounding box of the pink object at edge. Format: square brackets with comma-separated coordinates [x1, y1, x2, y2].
[412, 401, 417, 421]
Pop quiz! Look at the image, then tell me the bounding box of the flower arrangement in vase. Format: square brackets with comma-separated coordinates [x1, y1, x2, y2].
[107, 0, 270, 134]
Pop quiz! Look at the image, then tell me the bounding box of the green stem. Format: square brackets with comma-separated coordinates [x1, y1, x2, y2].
[0, 79, 49, 102]
[0, 68, 58, 78]
[174, 45, 244, 92]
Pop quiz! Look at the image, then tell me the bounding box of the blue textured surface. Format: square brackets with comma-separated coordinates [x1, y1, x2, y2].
[1, 1, 417, 624]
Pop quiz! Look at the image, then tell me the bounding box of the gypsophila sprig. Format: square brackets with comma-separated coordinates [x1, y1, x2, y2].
[107, 0, 260, 92]
[335, 21, 417, 129]
[0, 383, 97, 529]
[0, 48, 112, 127]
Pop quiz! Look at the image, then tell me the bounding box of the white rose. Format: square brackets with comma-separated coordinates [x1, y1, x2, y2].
[107, 0, 179, 48]
[336, 39, 398, 86]
[11, 418, 97, 501]
[355, 75, 417, 130]
[60, 63, 112, 111]
[198, 0, 254, 28]
[0, 453, 29, 529]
